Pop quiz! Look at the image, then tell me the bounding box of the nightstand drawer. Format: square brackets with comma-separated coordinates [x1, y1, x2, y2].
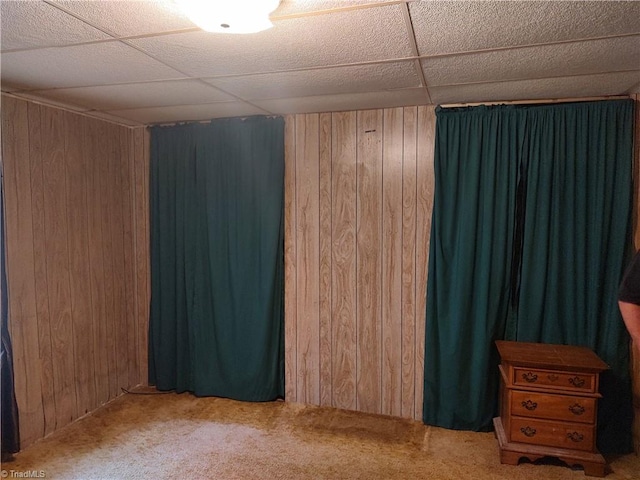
[513, 367, 596, 393]
[511, 391, 596, 424]
[509, 417, 595, 452]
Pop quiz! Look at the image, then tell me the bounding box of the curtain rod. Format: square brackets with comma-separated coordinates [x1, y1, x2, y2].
[439, 95, 632, 108]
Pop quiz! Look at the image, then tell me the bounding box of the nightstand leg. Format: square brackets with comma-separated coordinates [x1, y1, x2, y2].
[580, 461, 606, 478]
[499, 449, 521, 465]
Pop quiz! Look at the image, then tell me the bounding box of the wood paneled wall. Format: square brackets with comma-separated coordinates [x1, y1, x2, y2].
[3, 95, 635, 450]
[1, 95, 150, 448]
[284, 106, 436, 420]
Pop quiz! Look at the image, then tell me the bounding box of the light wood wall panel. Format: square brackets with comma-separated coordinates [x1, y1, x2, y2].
[415, 106, 436, 421]
[295, 114, 320, 404]
[356, 109, 383, 414]
[285, 106, 436, 420]
[401, 107, 417, 419]
[318, 112, 333, 407]
[1, 95, 150, 448]
[283, 115, 297, 402]
[331, 111, 358, 411]
[381, 108, 403, 417]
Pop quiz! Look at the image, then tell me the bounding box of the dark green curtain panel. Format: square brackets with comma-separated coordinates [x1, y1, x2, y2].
[149, 116, 285, 402]
[423, 107, 520, 431]
[513, 100, 634, 453]
[424, 100, 634, 453]
[1, 180, 20, 455]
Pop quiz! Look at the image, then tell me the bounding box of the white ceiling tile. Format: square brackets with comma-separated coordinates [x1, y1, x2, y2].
[2, 0, 637, 121]
[428, 71, 640, 105]
[30, 80, 236, 111]
[274, 0, 393, 16]
[251, 88, 429, 114]
[1, 0, 111, 51]
[51, 0, 195, 37]
[1, 42, 187, 90]
[411, 0, 640, 56]
[204, 61, 420, 100]
[422, 36, 640, 87]
[129, 4, 413, 77]
[108, 102, 268, 124]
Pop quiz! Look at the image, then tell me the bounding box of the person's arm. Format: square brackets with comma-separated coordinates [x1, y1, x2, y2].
[619, 300, 640, 356]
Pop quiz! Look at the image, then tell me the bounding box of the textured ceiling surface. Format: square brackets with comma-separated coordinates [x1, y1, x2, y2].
[1, 0, 639, 126]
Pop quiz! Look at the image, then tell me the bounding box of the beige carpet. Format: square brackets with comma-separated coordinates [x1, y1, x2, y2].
[3, 388, 638, 479]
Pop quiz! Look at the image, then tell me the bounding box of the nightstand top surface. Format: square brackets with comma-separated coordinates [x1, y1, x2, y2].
[495, 340, 609, 372]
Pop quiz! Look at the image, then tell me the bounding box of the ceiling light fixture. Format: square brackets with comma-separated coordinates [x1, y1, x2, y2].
[176, 0, 281, 34]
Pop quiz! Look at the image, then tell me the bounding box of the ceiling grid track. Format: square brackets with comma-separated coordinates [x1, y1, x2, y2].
[400, 2, 431, 104]
[41, 0, 275, 118]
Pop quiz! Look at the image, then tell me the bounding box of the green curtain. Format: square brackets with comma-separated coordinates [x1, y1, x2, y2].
[513, 101, 634, 453]
[423, 106, 520, 431]
[424, 100, 634, 453]
[1, 178, 20, 455]
[149, 116, 285, 401]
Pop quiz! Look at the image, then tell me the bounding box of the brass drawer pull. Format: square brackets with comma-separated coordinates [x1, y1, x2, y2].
[547, 374, 559, 382]
[522, 372, 538, 383]
[521, 400, 538, 411]
[569, 376, 585, 388]
[567, 432, 584, 443]
[568, 403, 585, 415]
[520, 426, 536, 437]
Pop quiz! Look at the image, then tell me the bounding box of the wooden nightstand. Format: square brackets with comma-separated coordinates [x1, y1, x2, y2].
[493, 340, 609, 477]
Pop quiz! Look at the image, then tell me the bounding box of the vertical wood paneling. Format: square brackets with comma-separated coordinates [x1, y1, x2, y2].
[2, 95, 148, 448]
[41, 105, 78, 428]
[142, 127, 151, 385]
[133, 127, 149, 386]
[100, 124, 119, 400]
[415, 105, 436, 421]
[285, 106, 435, 421]
[331, 111, 358, 411]
[111, 126, 129, 395]
[381, 107, 404, 417]
[87, 117, 110, 406]
[2, 97, 44, 445]
[284, 115, 297, 401]
[122, 128, 138, 390]
[401, 107, 417, 418]
[28, 102, 56, 437]
[296, 114, 321, 404]
[64, 111, 96, 417]
[318, 112, 333, 407]
[356, 109, 383, 413]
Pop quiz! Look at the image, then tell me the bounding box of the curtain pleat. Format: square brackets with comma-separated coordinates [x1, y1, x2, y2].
[149, 116, 285, 401]
[424, 100, 634, 453]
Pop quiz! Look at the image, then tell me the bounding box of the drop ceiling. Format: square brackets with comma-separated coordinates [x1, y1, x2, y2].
[1, 0, 639, 126]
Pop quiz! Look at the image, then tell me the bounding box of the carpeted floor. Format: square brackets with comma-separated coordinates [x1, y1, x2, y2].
[2, 388, 638, 479]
